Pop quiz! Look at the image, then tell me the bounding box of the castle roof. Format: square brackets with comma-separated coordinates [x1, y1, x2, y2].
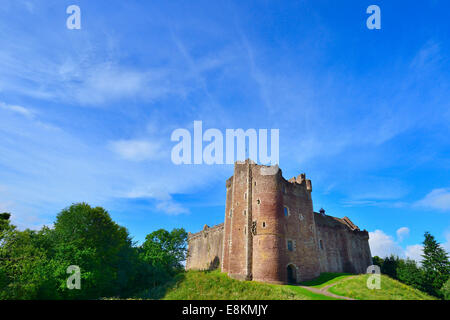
[314, 212, 361, 232]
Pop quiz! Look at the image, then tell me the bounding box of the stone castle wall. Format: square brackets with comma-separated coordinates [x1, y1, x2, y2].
[186, 160, 372, 284]
[315, 214, 372, 274]
[185, 223, 224, 271]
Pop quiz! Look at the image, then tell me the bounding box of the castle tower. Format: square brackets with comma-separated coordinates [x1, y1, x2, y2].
[222, 160, 322, 283]
[221, 160, 254, 280]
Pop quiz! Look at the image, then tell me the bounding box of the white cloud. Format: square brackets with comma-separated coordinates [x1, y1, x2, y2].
[369, 229, 449, 264]
[405, 244, 423, 263]
[109, 139, 163, 162]
[369, 229, 404, 258]
[396, 227, 410, 242]
[415, 188, 450, 211]
[156, 199, 189, 216]
[0, 102, 35, 118]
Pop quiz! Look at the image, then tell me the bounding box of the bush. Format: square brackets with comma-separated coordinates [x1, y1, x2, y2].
[0, 203, 188, 300]
[440, 278, 450, 300]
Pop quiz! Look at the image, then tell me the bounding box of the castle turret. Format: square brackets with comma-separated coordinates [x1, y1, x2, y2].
[251, 163, 285, 283]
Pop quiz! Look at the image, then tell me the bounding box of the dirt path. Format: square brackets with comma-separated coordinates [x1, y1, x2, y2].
[298, 276, 357, 300]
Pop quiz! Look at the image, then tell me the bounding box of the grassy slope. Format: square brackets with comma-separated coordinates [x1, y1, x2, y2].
[329, 274, 436, 300]
[300, 272, 354, 288]
[159, 270, 338, 300]
[139, 270, 436, 300]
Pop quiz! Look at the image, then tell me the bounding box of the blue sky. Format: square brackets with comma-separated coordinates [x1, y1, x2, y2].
[0, 0, 449, 261]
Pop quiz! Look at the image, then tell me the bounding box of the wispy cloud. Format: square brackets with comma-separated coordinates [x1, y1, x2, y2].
[109, 139, 163, 162]
[396, 227, 410, 242]
[0, 102, 35, 118]
[414, 188, 450, 211]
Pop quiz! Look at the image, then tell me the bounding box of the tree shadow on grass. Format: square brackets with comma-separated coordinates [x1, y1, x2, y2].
[134, 272, 186, 300]
[300, 272, 353, 287]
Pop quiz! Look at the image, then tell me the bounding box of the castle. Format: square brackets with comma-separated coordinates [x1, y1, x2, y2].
[186, 160, 372, 284]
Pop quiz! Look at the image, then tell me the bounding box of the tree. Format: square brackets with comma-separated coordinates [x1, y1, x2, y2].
[396, 258, 425, 292]
[372, 256, 383, 268]
[52, 203, 135, 299]
[421, 232, 450, 297]
[380, 255, 400, 279]
[140, 228, 188, 273]
[441, 278, 450, 300]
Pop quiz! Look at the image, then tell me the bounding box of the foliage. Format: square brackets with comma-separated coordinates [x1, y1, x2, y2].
[421, 232, 450, 298]
[440, 278, 450, 300]
[140, 228, 188, 269]
[396, 259, 426, 292]
[372, 256, 383, 268]
[380, 255, 400, 279]
[0, 204, 188, 300]
[372, 232, 450, 299]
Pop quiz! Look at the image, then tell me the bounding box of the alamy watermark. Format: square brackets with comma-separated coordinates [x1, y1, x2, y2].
[66, 265, 81, 290]
[366, 265, 381, 289]
[366, 5, 381, 30]
[66, 5, 81, 30]
[171, 121, 279, 165]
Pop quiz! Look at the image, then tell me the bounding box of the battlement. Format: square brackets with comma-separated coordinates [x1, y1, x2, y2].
[188, 223, 224, 241]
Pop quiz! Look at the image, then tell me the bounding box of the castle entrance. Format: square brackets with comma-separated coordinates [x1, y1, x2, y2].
[287, 264, 297, 284]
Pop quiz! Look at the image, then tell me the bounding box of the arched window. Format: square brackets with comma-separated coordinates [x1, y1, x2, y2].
[284, 206, 289, 217]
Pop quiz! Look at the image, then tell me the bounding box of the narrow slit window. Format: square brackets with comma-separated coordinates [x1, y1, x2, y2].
[287, 240, 293, 251]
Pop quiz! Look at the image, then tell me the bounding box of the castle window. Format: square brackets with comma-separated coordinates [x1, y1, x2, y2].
[262, 221, 266, 228]
[243, 209, 247, 216]
[319, 240, 324, 250]
[254, 181, 257, 186]
[257, 199, 261, 205]
[284, 206, 289, 217]
[287, 240, 293, 251]
[244, 192, 247, 200]
[244, 226, 247, 234]
[229, 209, 233, 217]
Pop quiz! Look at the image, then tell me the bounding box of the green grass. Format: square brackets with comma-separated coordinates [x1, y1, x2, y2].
[135, 270, 437, 300]
[144, 270, 338, 300]
[329, 274, 437, 300]
[300, 272, 353, 288]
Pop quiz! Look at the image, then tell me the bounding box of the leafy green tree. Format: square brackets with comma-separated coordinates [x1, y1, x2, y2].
[140, 228, 188, 277]
[0, 225, 56, 299]
[380, 255, 400, 279]
[441, 278, 450, 300]
[51, 203, 135, 299]
[0, 205, 189, 299]
[396, 258, 425, 292]
[372, 256, 383, 268]
[421, 232, 450, 297]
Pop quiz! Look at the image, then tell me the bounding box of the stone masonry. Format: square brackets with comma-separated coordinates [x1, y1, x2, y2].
[185, 160, 372, 284]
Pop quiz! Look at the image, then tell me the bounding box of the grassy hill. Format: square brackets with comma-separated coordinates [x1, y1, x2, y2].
[137, 270, 436, 300]
[329, 274, 437, 300]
